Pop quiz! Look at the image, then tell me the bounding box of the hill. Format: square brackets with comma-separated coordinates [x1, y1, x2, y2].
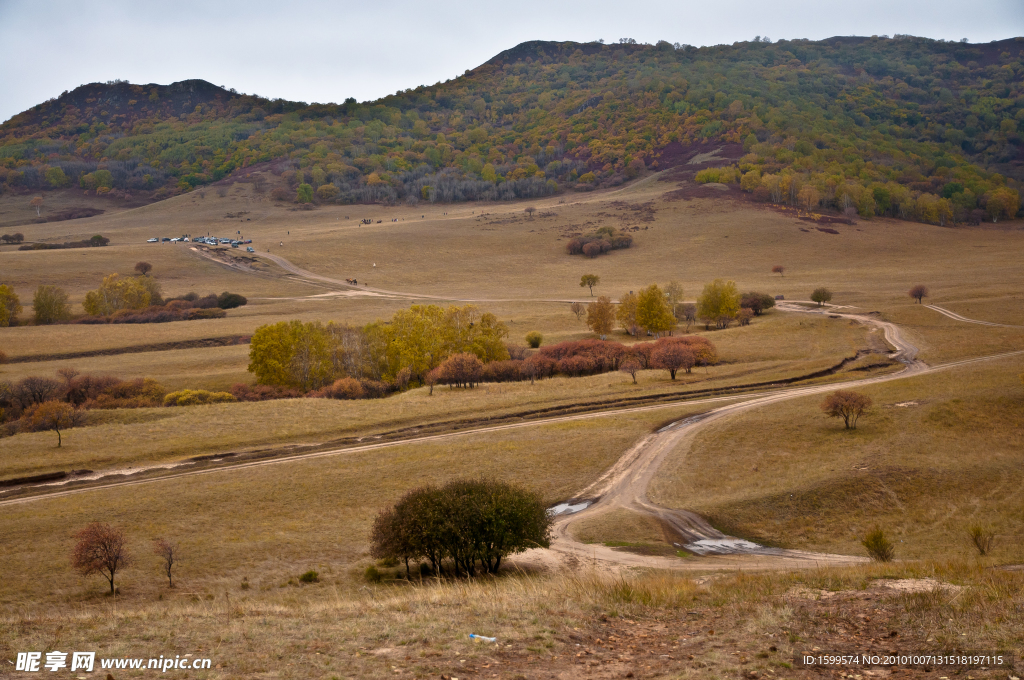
[0, 35, 1022, 223]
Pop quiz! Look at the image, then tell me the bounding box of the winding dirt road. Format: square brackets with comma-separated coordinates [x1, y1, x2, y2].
[524, 303, 1024, 572]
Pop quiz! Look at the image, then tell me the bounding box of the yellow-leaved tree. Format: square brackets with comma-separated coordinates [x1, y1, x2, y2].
[82, 274, 151, 316]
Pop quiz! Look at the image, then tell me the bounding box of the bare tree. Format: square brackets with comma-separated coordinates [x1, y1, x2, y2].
[134, 262, 153, 276]
[569, 301, 585, 321]
[72, 523, 133, 594]
[772, 265, 785, 277]
[153, 539, 177, 587]
[820, 390, 872, 429]
[524, 206, 537, 219]
[908, 285, 928, 304]
[30, 196, 43, 217]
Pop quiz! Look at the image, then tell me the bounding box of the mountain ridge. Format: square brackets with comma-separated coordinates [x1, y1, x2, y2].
[1, 36, 1021, 223]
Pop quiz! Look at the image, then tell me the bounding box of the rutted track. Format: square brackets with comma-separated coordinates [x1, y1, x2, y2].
[925, 304, 1024, 328]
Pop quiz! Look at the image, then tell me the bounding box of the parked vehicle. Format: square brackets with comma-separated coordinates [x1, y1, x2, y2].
[161, 237, 171, 242]
[246, 246, 255, 253]
[147, 237, 158, 243]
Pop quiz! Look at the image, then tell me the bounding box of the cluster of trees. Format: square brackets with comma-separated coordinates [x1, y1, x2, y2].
[0, 368, 168, 444]
[706, 160, 1020, 225]
[1, 232, 25, 243]
[247, 304, 510, 392]
[370, 479, 551, 577]
[0, 263, 248, 326]
[2, 38, 1020, 217]
[580, 281, 775, 338]
[565, 226, 634, 257]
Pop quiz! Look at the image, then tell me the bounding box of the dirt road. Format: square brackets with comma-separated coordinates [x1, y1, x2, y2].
[925, 303, 1024, 328]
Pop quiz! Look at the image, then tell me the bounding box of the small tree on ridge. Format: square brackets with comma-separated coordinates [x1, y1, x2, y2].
[909, 285, 928, 304]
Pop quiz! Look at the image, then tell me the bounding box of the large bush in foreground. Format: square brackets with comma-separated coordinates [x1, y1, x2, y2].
[371, 479, 551, 578]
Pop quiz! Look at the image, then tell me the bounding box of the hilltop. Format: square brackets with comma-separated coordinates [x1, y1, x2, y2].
[0, 35, 1022, 223]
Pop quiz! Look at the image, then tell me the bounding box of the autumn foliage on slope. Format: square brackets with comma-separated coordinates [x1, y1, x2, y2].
[0, 37, 1020, 222]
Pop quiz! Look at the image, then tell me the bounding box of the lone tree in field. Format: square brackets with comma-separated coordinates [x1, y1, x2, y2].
[772, 265, 785, 277]
[524, 206, 537, 219]
[908, 285, 929, 304]
[820, 390, 872, 429]
[153, 538, 178, 588]
[810, 287, 833, 306]
[619, 357, 641, 384]
[30, 196, 43, 217]
[579, 273, 600, 296]
[72, 523, 133, 594]
[586, 296, 615, 339]
[28, 401, 81, 447]
[134, 261, 153, 276]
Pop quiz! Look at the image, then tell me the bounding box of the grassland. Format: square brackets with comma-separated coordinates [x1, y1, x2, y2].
[649, 354, 1024, 563]
[0, 405, 715, 609]
[1, 180, 1023, 676]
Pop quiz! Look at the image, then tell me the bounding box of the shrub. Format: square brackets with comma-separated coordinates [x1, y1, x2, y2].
[968, 525, 995, 556]
[862, 527, 895, 562]
[738, 308, 754, 325]
[370, 478, 551, 578]
[187, 308, 227, 320]
[87, 378, 166, 409]
[230, 383, 303, 401]
[525, 331, 543, 348]
[299, 569, 320, 583]
[363, 565, 383, 583]
[217, 292, 248, 309]
[313, 377, 365, 400]
[162, 390, 237, 407]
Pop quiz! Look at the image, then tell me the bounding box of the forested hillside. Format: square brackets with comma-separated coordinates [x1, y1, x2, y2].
[1, 35, 1022, 223]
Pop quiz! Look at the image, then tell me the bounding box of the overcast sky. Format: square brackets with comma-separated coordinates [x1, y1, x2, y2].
[1, 0, 1022, 124]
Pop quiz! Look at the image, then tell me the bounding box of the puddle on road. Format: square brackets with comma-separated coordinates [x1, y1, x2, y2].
[683, 538, 766, 555]
[548, 500, 592, 516]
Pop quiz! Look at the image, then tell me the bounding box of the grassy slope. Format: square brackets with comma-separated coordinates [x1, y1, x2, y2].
[650, 355, 1024, 562]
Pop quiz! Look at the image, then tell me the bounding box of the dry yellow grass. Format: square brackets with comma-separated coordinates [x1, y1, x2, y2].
[0, 405, 708, 609]
[649, 354, 1024, 562]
